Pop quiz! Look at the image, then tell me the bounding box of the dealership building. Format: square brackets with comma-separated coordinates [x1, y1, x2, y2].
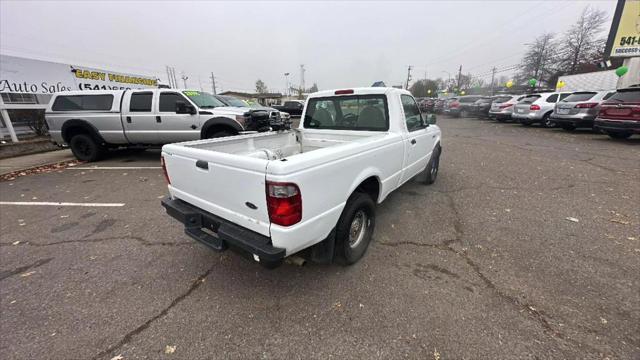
[0, 54, 160, 142]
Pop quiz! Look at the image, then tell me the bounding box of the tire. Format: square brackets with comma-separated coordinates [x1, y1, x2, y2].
[561, 124, 576, 131]
[69, 134, 104, 162]
[206, 130, 234, 139]
[334, 192, 376, 265]
[607, 132, 632, 139]
[424, 145, 441, 185]
[542, 113, 555, 128]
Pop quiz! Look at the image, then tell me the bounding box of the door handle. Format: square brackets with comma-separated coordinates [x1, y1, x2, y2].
[126, 116, 132, 123]
[196, 160, 209, 170]
[411, 139, 417, 145]
[190, 124, 197, 130]
[156, 116, 161, 123]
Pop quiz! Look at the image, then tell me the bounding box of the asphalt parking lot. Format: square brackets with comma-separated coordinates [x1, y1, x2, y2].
[1, 118, 638, 359]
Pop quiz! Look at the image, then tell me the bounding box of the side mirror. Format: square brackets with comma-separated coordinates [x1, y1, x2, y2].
[426, 114, 437, 125]
[175, 101, 196, 114]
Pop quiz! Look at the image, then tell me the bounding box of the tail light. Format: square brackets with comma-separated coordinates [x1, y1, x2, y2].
[160, 155, 171, 185]
[450, 101, 460, 108]
[334, 89, 354, 95]
[266, 182, 302, 226]
[499, 103, 513, 109]
[575, 102, 598, 109]
[530, 104, 541, 111]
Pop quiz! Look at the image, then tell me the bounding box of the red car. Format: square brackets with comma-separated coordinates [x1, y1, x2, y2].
[594, 87, 640, 139]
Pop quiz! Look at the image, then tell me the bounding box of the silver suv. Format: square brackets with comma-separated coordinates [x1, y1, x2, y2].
[512, 92, 572, 127]
[488, 94, 526, 122]
[550, 90, 616, 131]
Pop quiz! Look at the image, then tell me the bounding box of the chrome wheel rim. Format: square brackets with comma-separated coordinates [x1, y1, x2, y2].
[348, 210, 368, 248]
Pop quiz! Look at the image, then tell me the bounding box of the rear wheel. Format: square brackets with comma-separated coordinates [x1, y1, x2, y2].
[334, 192, 376, 265]
[542, 113, 555, 128]
[607, 132, 632, 139]
[69, 134, 104, 162]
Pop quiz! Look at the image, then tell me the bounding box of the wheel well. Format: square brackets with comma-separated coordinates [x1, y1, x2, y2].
[202, 124, 238, 138]
[62, 125, 97, 143]
[355, 176, 380, 203]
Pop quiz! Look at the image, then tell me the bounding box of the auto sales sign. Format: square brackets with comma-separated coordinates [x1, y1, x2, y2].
[605, 0, 640, 58]
[0, 54, 158, 94]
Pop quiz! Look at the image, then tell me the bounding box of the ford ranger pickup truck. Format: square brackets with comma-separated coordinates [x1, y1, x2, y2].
[161, 87, 442, 268]
[46, 89, 277, 161]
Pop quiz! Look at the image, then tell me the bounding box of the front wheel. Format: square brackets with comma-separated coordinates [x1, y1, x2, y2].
[334, 192, 376, 265]
[69, 134, 104, 162]
[607, 132, 632, 139]
[424, 145, 441, 185]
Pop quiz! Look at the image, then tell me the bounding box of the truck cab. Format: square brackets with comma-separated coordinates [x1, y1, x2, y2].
[46, 89, 274, 161]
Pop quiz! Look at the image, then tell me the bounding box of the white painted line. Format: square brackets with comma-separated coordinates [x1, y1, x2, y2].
[0, 201, 125, 207]
[70, 166, 161, 170]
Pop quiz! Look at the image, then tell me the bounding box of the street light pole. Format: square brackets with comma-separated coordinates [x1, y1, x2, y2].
[442, 71, 451, 91]
[284, 72, 290, 96]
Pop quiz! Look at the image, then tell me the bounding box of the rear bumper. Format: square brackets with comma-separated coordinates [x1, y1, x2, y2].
[161, 196, 286, 262]
[594, 118, 640, 133]
[551, 114, 595, 127]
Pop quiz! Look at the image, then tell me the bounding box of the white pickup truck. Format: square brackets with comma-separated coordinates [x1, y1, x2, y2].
[161, 87, 442, 268]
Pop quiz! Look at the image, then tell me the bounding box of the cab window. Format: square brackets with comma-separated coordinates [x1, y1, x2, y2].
[402, 95, 424, 132]
[129, 92, 152, 112]
[159, 93, 189, 112]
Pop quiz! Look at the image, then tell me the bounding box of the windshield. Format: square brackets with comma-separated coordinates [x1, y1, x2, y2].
[220, 96, 248, 107]
[182, 91, 226, 108]
[562, 92, 596, 102]
[304, 95, 389, 131]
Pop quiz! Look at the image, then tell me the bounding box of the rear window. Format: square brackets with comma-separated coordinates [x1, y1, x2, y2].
[546, 94, 559, 102]
[561, 92, 596, 102]
[460, 96, 481, 103]
[520, 95, 541, 104]
[52, 94, 114, 111]
[606, 90, 640, 103]
[494, 96, 512, 103]
[304, 95, 389, 131]
[129, 92, 153, 112]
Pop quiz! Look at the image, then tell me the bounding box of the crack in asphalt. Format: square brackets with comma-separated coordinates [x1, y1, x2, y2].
[0, 257, 54, 281]
[0, 236, 189, 248]
[91, 264, 215, 360]
[378, 190, 600, 355]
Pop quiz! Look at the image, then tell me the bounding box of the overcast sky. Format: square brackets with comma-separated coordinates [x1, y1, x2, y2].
[1, 0, 616, 93]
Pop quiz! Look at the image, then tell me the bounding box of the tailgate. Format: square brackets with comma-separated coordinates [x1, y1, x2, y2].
[162, 145, 271, 237]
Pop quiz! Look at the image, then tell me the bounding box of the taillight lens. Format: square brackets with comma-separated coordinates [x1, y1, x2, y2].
[575, 102, 598, 109]
[530, 104, 541, 111]
[499, 103, 513, 109]
[266, 182, 302, 226]
[450, 101, 460, 108]
[160, 155, 171, 185]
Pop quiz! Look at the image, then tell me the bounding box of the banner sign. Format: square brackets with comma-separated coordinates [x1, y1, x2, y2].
[0, 54, 158, 94]
[605, 0, 640, 58]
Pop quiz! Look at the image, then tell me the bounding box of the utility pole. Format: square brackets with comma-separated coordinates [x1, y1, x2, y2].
[181, 72, 188, 88]
[299, 65, 305, 95]
[165, 66, 172, 88]
[456, 64, 462, 91]
[424, 69, 428, 97]
[170, 67, 177, 88]
[406, 65, 412, 90]
[210, 72, 217, 94]
[284, 72, 290, 96]
[490, 67, 497, 95]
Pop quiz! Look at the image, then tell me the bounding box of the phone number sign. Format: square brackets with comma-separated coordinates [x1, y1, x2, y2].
[605, 0, 640, 58]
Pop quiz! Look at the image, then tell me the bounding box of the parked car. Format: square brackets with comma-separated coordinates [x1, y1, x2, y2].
[272, 100, 305, 116]
[46, 89, 275, 161]
[550, 90, 616, 131]
[470, 97, 495, 118]
[434, 99, 446, 114]
[488, 95, 525, 122]
[215, 95, 291, 130]
[160, 87, 442, 268]
[419, 98, 436, 113]
[512, 92, 571, 127]
[443, 97, 459, 115]
[446, 95, 485, 117]
[593, 87, 640, 139]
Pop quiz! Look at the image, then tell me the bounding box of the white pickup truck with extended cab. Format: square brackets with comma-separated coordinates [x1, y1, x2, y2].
[161, 87, 442, 268]
[46, 89, 281, 161]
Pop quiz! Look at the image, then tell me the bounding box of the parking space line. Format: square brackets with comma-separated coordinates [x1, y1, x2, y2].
[70, 166, 161, 170]
[0, 201, 125, 207]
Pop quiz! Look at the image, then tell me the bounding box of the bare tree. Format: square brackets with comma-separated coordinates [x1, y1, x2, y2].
[517, 33, 557, 85]
[558, 6, 608, 74]
[255, 79, 268, 93]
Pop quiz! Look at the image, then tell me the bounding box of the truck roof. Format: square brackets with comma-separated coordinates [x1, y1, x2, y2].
[308, 87, 412, 99]
[51, 89, 204, 96]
